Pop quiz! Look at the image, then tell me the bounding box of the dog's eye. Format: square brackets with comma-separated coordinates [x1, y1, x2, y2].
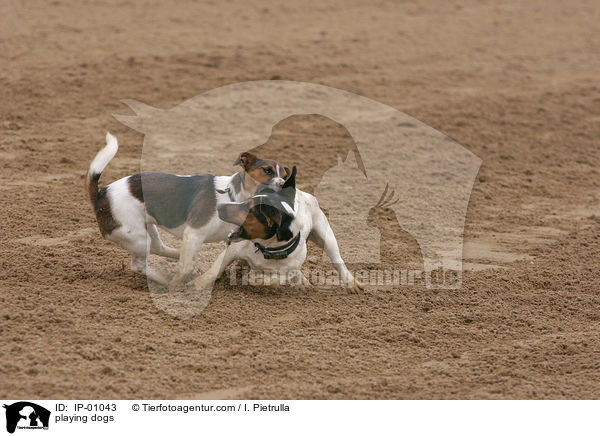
[263, 167, 273, 175]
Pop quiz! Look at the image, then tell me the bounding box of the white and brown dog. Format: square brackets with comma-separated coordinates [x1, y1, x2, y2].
[192, 166, 364, 293]
[86, 132, 289, 289]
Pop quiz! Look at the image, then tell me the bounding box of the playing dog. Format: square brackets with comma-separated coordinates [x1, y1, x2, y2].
[86, 132, 289, 289]
[192, 166, 364, 293]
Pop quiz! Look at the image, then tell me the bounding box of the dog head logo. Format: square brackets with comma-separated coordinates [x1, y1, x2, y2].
[3, 402, 50, 434]
[115, 80, 481, 317]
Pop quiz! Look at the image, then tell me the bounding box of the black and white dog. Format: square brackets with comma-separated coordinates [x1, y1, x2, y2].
[192, 166, 364, 293]
[86, 132, 289, 290]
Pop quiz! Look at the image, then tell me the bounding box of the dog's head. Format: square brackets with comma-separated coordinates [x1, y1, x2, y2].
[218, 166, 297, 242]
[234, 152, 290, 193]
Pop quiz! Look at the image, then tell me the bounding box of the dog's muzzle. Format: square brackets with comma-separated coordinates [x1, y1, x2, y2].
[227, 226, 245, 243]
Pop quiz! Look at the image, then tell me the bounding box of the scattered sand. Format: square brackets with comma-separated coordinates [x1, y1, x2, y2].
[1, 0, 599, 399]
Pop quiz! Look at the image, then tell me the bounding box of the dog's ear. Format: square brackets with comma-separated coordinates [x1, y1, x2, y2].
[283, 166, 291, 180]
[234, 152, 257, 170]
[282, 165, 297, 189]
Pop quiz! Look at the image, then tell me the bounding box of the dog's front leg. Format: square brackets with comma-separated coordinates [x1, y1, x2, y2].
[311, 208, 364, 293]
[169, 227, 205, 291]
[191, 244, 238, 291]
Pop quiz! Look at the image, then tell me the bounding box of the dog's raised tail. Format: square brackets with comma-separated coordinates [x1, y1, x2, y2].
[86, 132, 118, 204]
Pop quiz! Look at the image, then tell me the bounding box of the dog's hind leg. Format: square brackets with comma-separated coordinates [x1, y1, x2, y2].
[148, 224, 180, 259]
[110, 227, 171, 286]
[169, 227, 206, 291]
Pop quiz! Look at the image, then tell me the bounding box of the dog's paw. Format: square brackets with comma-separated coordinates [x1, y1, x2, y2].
[345, 279, 364, 294]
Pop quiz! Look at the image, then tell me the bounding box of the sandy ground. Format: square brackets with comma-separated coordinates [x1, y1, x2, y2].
[1, 0, 599, 399]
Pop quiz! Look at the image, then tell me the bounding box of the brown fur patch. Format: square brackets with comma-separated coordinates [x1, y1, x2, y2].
[240, 213, 271, 240]
[86, 172, 120, 237]
[95, 187, 120, 237]
[219, 198, 283, 240]
[246, 165, 277, 186]
[86, 173, 100, 204]
[235, 151, 287, 194]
